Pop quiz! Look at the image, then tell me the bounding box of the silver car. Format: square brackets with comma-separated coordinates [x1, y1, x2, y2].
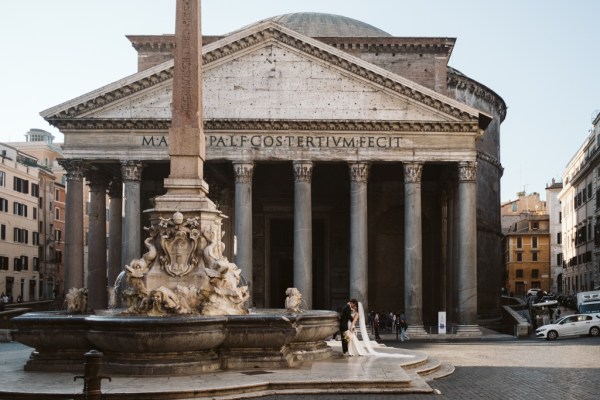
[535, 314, 600, 340]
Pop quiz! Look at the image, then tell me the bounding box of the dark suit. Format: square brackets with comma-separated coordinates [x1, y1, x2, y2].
[339, 303, 353, 354]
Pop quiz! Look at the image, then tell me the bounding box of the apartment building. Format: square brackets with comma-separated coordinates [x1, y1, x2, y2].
[0, 143, 41, 301]
[559, 112, 600, 293]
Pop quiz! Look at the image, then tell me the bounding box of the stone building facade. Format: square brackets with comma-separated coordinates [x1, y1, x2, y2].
[42, 13, 506, 330]
[0, 143, 41, 301]
[559, 112, 600, 293]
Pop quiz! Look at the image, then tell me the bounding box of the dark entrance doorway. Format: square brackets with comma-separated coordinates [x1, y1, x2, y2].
[268, 218, 327, 309]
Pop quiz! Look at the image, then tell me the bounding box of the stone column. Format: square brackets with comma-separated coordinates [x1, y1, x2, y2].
[456, 161, 481, 335]
[348, 162, 370, 306]
[107, 178, 123, 298]
[121, 161, 143, 268]
[233, 161, 254, 302]
[293, 161, 313, 309]
[57, 159, 86, 293]
[85, 169, 110, 311]
[404, 162, 427, 336]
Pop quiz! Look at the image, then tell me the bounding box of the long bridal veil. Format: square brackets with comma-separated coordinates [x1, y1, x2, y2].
[357, 302, 414, 358]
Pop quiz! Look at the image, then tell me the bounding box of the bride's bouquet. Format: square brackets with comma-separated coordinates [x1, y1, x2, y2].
[343, 329, 353, 342]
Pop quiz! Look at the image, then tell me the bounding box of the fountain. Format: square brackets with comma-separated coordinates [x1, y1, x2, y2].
[10, 0, 338, 375]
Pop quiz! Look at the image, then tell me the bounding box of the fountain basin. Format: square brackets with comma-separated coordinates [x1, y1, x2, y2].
[86, 313, 228, 374]
[11, 309, 339, 375]
[11, 312, 91, 372]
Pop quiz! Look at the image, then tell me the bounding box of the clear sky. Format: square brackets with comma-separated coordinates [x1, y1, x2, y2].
[1, 0, 598, 201]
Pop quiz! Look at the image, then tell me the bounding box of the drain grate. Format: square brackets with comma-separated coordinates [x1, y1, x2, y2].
[240, 370, 273, 376]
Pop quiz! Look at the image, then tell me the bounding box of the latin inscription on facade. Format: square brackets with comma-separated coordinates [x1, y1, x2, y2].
[142, 134, 408, 149]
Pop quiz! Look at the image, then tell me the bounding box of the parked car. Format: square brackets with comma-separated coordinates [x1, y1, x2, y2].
[527, 288, 541, 297]
[535, 314, 600, 340]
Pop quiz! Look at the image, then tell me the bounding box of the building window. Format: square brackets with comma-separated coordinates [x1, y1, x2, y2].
[55, 207, 60, 221]
[13, 202, 28, 217]
[557, 253, 563, 267]
[516, 237, 522, 248]
[532, 269, 539, 278]
[0, 171, 5, 187]
[532, 252, 538, 262]
[14, 257, 21, 271]
[31, 183, 39, 198]
[0, 256, 8, 270]
[54, 229, 61, 242]
[13, 177, 29, 194]
[32, 232, 39, 245]
[33, 257, 39, 271]
[512, 202, 517, 212]
[589, 183, 593, 198]
[55, 189, 60, 202]
[532, 237, 538, 248]
[516, 269, 524, 278]
[21, 256, 28, 271]
[532, 221, 539, 230]
[0, 198, 8, 212]
[517, 252, 523, 262]
[13, 228, 28, 244]
[0, 224, 5, 240]
[557, 232, 562, 245]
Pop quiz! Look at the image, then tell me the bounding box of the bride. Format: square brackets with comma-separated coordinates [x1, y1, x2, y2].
[345, 302, 414, 358]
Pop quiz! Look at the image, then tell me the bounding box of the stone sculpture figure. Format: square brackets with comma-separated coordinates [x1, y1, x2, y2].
[116, 212, 249, 316]
[285, 287, 303, 313]
[65, 288, 88, 313]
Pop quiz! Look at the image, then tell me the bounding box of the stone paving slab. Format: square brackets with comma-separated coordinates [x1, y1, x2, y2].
[0, 341, 438, 400]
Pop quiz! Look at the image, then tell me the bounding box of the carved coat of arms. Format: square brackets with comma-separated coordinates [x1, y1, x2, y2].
[159, 212, 201, 277]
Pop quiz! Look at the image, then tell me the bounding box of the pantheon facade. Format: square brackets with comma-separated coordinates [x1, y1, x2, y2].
[45, 13, 506, 331]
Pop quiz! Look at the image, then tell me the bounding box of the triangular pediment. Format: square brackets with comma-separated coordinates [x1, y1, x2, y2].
[42, 21, 488, 132]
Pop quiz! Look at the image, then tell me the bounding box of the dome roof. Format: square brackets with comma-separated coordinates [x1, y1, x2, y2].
[266, 12, 391, 37]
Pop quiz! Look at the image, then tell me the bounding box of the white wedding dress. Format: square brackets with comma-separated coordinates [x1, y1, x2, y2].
[346, 302, 414, 358]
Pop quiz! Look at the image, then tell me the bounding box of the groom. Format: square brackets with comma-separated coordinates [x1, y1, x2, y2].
[339, 298, 358, 354]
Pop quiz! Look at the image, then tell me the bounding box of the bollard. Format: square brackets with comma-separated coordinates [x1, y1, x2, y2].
[74, 350, 111, 400]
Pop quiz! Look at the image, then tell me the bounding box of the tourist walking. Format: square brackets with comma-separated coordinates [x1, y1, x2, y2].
[399, 311, 409, 342]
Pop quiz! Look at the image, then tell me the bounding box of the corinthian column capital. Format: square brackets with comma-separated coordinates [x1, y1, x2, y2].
[233, 161, 254, 184]
[293, 161, 313, 183]
[58, 158, 86, 182]
[458, 161, 477, 182]
[349, 162, 370, 182]
[403, 162, 423, 183]
[120, 160, 144, 182]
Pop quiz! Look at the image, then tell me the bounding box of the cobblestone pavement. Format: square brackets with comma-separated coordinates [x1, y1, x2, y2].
[264, 335, 600, 400]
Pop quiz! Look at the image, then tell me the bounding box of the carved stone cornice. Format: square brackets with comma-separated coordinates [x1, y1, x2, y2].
[293, 161, 313, 183]
[47, 118, 171, 131]
[477, 150, 503, 174]
[447, 69, 507, 122]
[121, 161, 144, 182]
[232, 161, 254, 184]
[206, 119, 479, 133]
[458, 161, 477, 182]
[349, 162, 370, 182]
[48, 118, 479, 133]
[57, 158, 86, 182]
[403, 162, 423, 183]
[48, 70, 173, 120]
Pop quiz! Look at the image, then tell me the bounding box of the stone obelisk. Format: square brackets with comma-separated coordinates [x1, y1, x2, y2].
[151, 0, 217, 219]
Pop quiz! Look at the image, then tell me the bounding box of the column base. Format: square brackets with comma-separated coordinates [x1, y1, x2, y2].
[455, 325, 482, 336]
[405, 325, 429, 337]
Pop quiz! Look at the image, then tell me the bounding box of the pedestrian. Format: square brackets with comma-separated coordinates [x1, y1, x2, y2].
[399, 311, 409, 342]
[374, 312, 381, 339]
